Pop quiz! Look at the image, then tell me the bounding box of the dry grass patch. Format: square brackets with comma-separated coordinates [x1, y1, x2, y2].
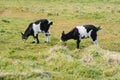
[104, 51, 120, 65]
[48, 45, 74, 63]
[81, 45, 120, 66]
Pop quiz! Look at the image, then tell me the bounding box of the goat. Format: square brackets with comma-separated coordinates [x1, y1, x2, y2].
[21, 19, 53, 43]
[60, 24, 102, 48]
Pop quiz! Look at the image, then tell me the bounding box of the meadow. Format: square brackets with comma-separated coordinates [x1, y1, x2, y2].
[0, 0, 120, 80]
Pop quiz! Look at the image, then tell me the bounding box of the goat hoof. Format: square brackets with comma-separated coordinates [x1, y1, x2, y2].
[32, 41, 35, 43]
[77, 47, 80, 49]
[45, 41, 49, 43]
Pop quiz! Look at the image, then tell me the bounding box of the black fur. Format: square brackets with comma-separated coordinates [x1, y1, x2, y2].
[21, 19, 53, 43]
[61, 24, 101, 48]
[84, 25, 101, 32]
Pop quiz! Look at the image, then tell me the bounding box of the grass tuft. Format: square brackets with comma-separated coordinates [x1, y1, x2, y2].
[0, 0, 120, 79]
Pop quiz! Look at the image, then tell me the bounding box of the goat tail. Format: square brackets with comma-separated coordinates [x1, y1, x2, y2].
[96, 26, 102, 31]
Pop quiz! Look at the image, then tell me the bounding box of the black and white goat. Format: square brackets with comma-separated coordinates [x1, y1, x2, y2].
[60, 25, 102, 48]
[21, 19, 53, 43]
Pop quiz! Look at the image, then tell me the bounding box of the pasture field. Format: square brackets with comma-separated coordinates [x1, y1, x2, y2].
[0, 0, 120, 80]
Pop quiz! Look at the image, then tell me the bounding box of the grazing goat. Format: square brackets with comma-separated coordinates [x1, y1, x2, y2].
[21, 19, 53, 43]
[60, 25, 102, 48]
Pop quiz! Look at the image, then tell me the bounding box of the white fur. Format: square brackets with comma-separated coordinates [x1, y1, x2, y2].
[32, 23, 42, 36]
[48, 20, 54, 25]
[94, 39, 98, 45]
[76, 26, 99, 46]
[48, 20, 51, 24]
[44, 33, 50, 42]
[76, 26, 92, 39]
[88, 30, 93, 38]
[32, 22, 51, 42]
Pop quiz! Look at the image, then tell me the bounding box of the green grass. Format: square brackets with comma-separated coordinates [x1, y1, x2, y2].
[0, 0, 120, 80]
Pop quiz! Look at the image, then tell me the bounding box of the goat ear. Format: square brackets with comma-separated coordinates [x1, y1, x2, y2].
[21, 32, 23, 35]
[62, 31, 65, 35]
[49, 22, 53, 25]
[97, 26, 102, 30]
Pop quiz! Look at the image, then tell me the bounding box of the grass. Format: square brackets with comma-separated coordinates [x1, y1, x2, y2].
[0, 0, 120, 80]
